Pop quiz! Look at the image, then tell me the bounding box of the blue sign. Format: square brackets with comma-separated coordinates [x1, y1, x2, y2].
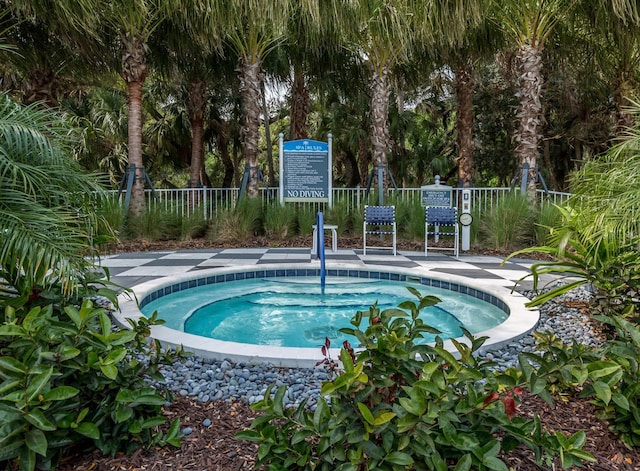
[281, 139, 331, 203]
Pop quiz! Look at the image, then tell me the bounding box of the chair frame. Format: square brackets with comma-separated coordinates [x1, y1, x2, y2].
[363, 205, 397, 256]
[425, 206, 459, 258]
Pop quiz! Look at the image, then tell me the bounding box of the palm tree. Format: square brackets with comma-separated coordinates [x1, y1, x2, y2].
[218, 0, 318, 197]
[99, 1, 174, 218]
[150, 6, 225, 195]
[345, 0, 413, 191]
[0, 93, 105, 297]
[584, 0, 640, 134]
[417, 1, 488, 188]
[4, 0, 171, 217]
[491, 0, 579, 198]
[0, 1, 116, 113]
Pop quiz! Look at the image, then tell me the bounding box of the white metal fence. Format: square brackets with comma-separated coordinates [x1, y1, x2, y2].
[104, 187, 572, 220]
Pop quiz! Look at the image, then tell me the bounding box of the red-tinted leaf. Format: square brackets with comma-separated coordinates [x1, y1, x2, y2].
[325, 337, 331, 349]
[483, 392, 499, 408]
[321, 345, 327, 356]
[502, 396, 517, 419]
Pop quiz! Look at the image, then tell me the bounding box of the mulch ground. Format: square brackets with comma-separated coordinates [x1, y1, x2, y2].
[57, 392, 640, 471]
[55, 237, 637, 470]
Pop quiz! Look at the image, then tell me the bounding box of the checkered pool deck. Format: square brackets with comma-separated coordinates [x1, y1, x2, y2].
[100, 248, 552, 367]
[99, 247, 549, 291]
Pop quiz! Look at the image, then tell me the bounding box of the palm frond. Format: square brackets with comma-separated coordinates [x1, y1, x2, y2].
[0, 93, 105, 297]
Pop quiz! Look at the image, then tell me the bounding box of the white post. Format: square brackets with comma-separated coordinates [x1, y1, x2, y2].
[278, 133, 284, 206]
[203, 186, 207, 220]
[461, 188, 472, 251]
[327, 133, 333, 208]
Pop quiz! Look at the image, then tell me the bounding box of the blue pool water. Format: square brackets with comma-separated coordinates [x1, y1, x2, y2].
[141, 277, 508, 348]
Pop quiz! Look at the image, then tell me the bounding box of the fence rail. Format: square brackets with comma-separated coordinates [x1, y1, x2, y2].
[105, 187, 572, 220]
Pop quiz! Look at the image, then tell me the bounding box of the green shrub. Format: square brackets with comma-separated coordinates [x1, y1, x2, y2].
[520, 317, 640, 449]
[507, 205, 640, 318]
[478, 192, 536, 250]
[588, 316, 640, 448]
[95, 194, 124, 245]
[327, 199, 352, 236]
[166, 207, 209, 240]
[238, 289, 594, 470]
[534, 202, 563, 246]
[264, 203, 296, 240]
[0, 284, 184, 470]
[397, 200, 424, 241]
[126, 205, 177, 241]
[296, 206, 316, 236]
[209, 202, 261, 243]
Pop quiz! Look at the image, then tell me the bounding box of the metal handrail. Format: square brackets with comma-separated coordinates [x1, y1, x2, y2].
[316, 212, 326, 291]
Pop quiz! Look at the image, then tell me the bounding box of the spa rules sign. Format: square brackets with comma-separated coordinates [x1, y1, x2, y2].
[279, 134, 333, 205]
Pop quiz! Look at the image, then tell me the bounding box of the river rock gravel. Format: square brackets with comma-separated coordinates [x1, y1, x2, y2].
[156, 285, 603, 410]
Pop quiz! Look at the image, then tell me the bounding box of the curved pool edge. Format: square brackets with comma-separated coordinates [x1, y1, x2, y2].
[114, 262, 539, 368]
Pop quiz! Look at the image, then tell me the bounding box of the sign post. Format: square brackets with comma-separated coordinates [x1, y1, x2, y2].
[421, 175, 452, 243]
[279, 134, 332, 207]
[421, 175, 453, 208]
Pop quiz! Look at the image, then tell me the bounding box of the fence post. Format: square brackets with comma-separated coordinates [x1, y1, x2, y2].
[203, 186, 208, 220]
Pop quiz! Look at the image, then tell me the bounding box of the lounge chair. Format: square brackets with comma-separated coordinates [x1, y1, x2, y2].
[363, 205, 397, 256]
[425, 206, 459, 257]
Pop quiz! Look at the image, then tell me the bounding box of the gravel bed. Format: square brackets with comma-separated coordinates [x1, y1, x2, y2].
[155, 285, 603, 416]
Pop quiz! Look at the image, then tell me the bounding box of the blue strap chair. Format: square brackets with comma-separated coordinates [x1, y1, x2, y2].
[425, 206, 459, 257]
[363, 205, 397, 256]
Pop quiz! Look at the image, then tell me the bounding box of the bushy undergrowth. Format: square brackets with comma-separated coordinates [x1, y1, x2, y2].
[296, 207, 316, 236]
[238, 290, 596, 470]
[0, 282, 185, 471]
[97, 192, 560, 253]
[478, 193, 536, 250]
[264, 203, 296, 239]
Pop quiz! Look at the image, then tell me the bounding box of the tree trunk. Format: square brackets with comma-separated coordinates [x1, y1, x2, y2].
[514, 43, 543, 200]
[261, 78, 275, 186]
[614, 70, 635, 135]
[121, 33, 148, 219]
[289, 63, 309, 140]
[455, 60, 474, 188]
[23, 67, 59, 107]
[370, 64, 390, 190]
[358, 136, 371, 188]
[211, 109, 235, 188]
[239, 55, 262, 198]
[188, 79, 207, 197]
[344, 148, 361, 187]
[125, 80, 146, 218]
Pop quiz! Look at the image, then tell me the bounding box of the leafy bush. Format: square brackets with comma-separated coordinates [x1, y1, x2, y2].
[327, 199, 352, 236]
[296, 206, 316, 236]
[0, 288, 183, 470]
[587, 316, 640, 448]
[0, 94, 106, 297]
[533, 202, 562, 246]
[126, 205, 176, 241]
[478, 192, 535, 250]
[238, 289, 594, 470]
[208, 201, 261, 242]
[397, 200, 424, 241]
[506, 206, 640, 318]
[264, 203, 296, 239]
[518, 316, 640, 449]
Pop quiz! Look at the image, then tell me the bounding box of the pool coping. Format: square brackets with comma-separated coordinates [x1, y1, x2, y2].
[114, 262, 539, 368]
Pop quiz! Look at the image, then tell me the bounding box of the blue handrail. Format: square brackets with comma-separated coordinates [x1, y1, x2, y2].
[316, 212, 326, 291]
